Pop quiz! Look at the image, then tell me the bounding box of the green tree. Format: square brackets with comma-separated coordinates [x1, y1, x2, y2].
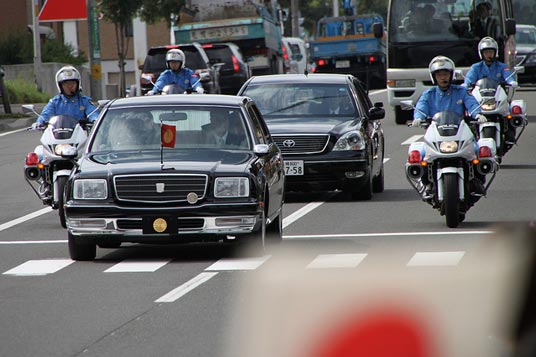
[98, 0, 144, 97]
[138, 0, 185, 27]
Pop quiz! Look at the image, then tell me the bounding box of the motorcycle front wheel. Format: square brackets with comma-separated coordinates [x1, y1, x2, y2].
[443, 173, 460, 228]
[57, 176, 68, 229]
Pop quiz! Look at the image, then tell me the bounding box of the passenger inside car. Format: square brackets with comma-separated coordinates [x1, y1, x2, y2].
[202, 110, 248, 148]
[109, 112, 159, 150]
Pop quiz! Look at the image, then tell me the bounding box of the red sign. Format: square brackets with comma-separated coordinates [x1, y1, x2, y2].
[39, 0, 87, 22]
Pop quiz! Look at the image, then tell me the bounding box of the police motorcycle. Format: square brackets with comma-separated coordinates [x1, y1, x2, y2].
[141, 74, 206, 95]
[469, 66, 527, 162]
[23, 104, 97, 228]
[403, 101, 498, 228]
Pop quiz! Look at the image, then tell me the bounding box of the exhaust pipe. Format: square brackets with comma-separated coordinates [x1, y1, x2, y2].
[406, 164, 424, 179]
[24, 166, 40, 181]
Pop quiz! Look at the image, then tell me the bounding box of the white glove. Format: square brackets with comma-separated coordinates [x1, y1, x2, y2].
[411, 118, 422, 127]
[31, 122, 43, 130]
[146, 90, 155, 96]
[195, 87, 204, 94]
[510, 80, 518, 88]
[476, 114, 487, 123]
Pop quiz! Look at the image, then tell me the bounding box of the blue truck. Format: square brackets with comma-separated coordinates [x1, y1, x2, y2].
[310, 5, 386, 89]
[173, 0, 284, 76]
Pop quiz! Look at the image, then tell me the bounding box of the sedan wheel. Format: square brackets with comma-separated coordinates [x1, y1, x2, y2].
[68, 232, 96, 261]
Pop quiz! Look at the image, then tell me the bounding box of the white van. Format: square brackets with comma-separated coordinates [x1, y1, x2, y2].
[281, 37, 308, 74]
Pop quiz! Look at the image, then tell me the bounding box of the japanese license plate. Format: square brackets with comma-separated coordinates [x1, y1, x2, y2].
[335, 60, 350, 68]
[284, 160, 304, 176]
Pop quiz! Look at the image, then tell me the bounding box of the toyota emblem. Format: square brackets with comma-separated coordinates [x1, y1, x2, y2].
[282, 139, 296, 148]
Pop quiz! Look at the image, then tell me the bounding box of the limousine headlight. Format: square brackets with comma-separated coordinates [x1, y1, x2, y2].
[73, 179, 108, 199]
[214, 177, 249, 198]
[333, 131, 365, 151]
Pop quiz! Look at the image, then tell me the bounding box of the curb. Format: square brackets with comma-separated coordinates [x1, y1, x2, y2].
[0, 103, 46, 133]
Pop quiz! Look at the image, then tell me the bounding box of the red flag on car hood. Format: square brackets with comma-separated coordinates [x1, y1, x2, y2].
[161, 124, 176, 148]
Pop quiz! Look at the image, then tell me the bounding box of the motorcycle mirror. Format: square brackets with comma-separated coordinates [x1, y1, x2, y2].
[22, 104, 39, 116]
[400, 100, 414, 111]
[514, 65, 525, 75]
[454, 69, 465, 80]
[141, 74, 155, 85]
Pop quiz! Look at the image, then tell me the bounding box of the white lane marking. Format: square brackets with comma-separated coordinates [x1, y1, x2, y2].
[205, 255, 271, 271]
[401, 135, 423, 145]
[104, 259, 171, 273]
[307, 253, 367, 269]
[407, 251, 466, 267]
[0, 240, 66, 245]
[283, 201, 326, 229]
[3, 259, 74, 276]
[0, 207, 53, 232]
[155, 272, 218, 303]
[0, 127, 28, 137]
[284, 231, 493, 239]
[383, 158, 390, 163]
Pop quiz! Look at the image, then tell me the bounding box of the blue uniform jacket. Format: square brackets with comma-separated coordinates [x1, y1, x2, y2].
[37, 93, 99, 125]
[414, 84, 481, 120]
[463, 60, 515, 87]
[152, 68, 203, 93]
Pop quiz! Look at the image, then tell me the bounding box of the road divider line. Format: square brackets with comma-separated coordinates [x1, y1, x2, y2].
[402, 135, 423, 145]
[0, 207, 52, 232]
[0, 240, 66, 244]
[283, 199, 332, 229]
[155, 272, 218, 303]
[284, 231, 494, 239]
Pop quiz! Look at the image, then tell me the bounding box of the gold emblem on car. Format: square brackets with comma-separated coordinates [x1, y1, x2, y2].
[153, 218, 168, 233]
[187, 192, 199, 204]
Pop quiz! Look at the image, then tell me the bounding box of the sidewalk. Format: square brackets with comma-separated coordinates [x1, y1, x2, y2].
[0, 103, 46, 133]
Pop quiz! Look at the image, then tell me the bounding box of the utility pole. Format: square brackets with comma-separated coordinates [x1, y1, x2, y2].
[87, 0, 102, 99]
[291, 0, 299, 37]
[32, 0, 42, 92]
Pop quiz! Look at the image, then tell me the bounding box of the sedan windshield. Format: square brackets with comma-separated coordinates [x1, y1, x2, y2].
[242, 83, 356, 119]
[90, 106, 251, 152]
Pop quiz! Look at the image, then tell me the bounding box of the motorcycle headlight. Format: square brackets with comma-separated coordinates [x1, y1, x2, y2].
[333, 131, 365, 151]
[439, 141, 458, 153]
[73, 179, 108, 199]
[54, 143, 73, 156]
[214, 177, 249, 198]
[481, 99, 496, 111]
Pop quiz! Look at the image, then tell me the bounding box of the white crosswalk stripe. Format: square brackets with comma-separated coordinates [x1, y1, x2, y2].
[104, 259, 172, 273]
[204, 255, 271, 271]
[407, 251, 466, 267]
[2, 259, 74, 276]
[306, 253, 367, 269]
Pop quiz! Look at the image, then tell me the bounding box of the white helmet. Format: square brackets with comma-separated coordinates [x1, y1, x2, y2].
[55, 65, 81, 94]
[166, 49, 185, 70]
[478, 36, 499, 59]
[428, 56, 455, 84]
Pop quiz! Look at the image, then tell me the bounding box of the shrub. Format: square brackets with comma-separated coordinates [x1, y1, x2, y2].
[5, 78, 51, 104]
[0, 30, 87, 65]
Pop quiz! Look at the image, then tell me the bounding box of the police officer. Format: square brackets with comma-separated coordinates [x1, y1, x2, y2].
[412, 56, 487, 199]
[463, 37, 518, 88]
[146, 49, 204, 95]
[463, 36, 518, 148]
[32, 65, 99, 129]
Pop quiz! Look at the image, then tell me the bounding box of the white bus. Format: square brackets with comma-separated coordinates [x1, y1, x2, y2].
[386, 0, 517, 124]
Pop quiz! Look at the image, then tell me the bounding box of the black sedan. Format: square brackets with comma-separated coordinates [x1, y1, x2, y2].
[238, 73, 385, 200]
[64, 95, 284, 260]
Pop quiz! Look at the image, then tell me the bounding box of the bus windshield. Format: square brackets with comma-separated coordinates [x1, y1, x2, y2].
[389, 0, 503, 42]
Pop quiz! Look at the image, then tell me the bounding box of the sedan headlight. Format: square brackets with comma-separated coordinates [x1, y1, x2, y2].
[73, 179, 108, 199]
[333, 131, 365, 151]
[439, 141, 458, 153]
[214, 177, 249, 198]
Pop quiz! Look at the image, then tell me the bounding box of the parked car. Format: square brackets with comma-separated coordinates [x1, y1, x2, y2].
[281, 37, 309, 74]
[515, 24, 536, 84]
[202, 43, 251, 95]
[238, 73, 385, 200]
[64, 94, 285, 260]
[139, 43, 221, 95]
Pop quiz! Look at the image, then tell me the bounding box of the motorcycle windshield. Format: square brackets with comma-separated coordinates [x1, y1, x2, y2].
[475, 78, 500, 97]
[162, 84, 187, 94]
[432, 111, 463, 137]
[48, 115, 79, 140]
